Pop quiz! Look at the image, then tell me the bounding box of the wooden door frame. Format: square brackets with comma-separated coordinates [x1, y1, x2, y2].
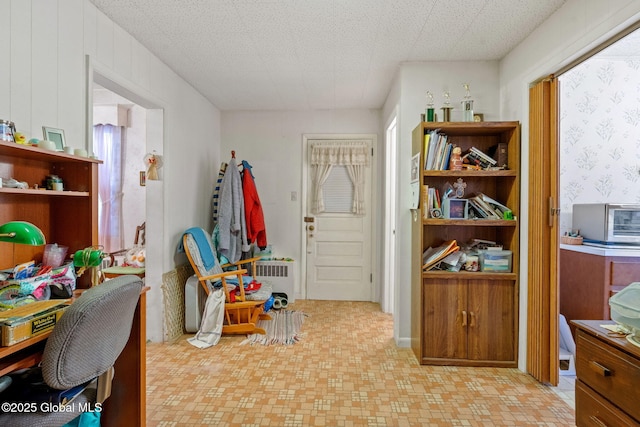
[527, 77, 560, 385]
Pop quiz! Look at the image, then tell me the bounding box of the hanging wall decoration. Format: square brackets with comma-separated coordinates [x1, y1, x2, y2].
[144, 152, 163, 180]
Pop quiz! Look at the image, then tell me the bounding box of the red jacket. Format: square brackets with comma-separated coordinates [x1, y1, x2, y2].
[242, 164, 267, 249]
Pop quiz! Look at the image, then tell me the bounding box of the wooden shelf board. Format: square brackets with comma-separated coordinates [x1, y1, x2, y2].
[0, 141, 101, 164]
[422, 271, 517, 280]
[0, 187, 90, 197]
[423, 170, 517, 177]
[420, 121, 520, 134]
[423, 219, 517, 226]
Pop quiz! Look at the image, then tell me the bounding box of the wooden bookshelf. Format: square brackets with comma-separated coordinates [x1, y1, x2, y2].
[411, 121, 520, 367]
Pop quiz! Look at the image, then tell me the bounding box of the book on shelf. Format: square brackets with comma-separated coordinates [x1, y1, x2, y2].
[468, 195, 501, 219]
[470, 147, 497, 165]
[468, 198, 490, 218]
[478, 192, 512, 217]
[425, 130, 455, 171]
[467, 193, 512, 219]
[422, 240, 459, 270]
[463, 147, 497, 170]
[423, 133, 431, 169]
[434, 250, 464, 272]
[425, 129, 439, 170]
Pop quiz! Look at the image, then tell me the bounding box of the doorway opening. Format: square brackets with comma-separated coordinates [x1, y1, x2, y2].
[92, 83, 146, 255]
[90, 63, 165, 342]
[556, 26, 640, 377]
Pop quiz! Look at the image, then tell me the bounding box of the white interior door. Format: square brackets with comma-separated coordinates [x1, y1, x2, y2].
[305, 139, 373, 301]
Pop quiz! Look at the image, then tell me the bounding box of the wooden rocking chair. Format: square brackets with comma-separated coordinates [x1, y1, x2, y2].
[182, 227, 270, 335]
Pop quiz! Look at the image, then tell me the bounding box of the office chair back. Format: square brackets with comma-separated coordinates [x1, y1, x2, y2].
[0, 275, 143, 427]
[42, 275, 143, 389]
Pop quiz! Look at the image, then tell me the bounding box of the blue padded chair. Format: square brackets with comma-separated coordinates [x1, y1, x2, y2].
[0, 275, 143, 427]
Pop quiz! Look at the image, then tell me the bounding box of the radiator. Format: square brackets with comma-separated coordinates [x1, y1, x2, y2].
[255, 260, 296, 303]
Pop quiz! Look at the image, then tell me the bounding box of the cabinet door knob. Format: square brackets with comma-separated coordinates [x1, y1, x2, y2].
[588, 360, 612, 377]
[469, 312, 476, 327]
[461, 310, 468, 326]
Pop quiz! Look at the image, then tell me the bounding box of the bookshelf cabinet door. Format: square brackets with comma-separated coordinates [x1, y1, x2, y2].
[422, 279, 467, 361]
[467, 280, 517, 362]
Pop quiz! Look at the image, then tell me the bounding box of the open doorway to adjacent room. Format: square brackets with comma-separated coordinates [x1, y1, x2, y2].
[92, 83, 146, 258]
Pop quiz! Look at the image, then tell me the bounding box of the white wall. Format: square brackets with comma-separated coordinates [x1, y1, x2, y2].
[499, 0, 640, 370]
[0, 0, 221, 342]
[221, 110, 381, 299]
[559, 55, 640, 232]
[389, 61, 500, 346]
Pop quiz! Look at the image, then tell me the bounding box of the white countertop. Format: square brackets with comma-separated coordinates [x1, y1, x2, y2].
[560, 243, 640, 257]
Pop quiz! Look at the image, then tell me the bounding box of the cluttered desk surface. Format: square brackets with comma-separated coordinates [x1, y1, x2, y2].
[0, 286, 149, 376]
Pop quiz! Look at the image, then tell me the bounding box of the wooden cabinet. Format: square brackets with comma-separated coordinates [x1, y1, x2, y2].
[411, 122, 520, 367]
[573, 320, 640, 426]
[560, 245, 640, 330]
[0, 141, 100, 274]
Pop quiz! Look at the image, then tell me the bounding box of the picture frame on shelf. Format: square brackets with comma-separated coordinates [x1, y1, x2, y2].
[473, 113, 484, 122]
[42, 127, 66, 151]
[443, 198, 468, 219]
[411, 153, 420, 183]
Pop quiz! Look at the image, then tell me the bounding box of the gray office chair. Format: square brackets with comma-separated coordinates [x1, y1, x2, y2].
[0, 275, 143, 427]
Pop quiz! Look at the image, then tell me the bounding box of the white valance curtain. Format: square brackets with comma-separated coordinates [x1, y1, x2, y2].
[310, 141, 370, 215]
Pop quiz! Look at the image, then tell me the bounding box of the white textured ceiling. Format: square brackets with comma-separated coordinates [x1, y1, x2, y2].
[89, 0, 567, 111]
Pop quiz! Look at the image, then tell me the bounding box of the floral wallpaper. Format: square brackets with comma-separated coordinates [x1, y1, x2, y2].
[559, 55, 640, 233]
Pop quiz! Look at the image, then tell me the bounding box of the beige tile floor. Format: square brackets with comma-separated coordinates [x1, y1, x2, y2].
[146, 300, 575, 426]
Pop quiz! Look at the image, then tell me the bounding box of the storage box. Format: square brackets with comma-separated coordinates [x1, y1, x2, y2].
[479, 249, 512, 273]
[0, 300, 70, 346]
[609, 282, 640, 335]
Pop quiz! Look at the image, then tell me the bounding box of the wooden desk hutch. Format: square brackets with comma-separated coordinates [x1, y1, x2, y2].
[0, 141, 146, 426]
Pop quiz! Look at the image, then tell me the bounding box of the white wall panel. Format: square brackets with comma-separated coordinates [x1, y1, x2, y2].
[58, 0, 85, 148]
[9, 0, 32, 135]
[95, 8, 113, 70]
[0, 0, 11, 119]
[31, 0, 58, 137]
[131, 39, 150, 92]
[113, 24, 132, 82]
[83, 1, 96, 59]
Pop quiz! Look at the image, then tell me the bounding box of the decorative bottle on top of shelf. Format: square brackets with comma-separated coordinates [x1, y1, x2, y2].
[441, 91, 453, 122]
[425, 91, 435, 122]
[461, 83, 474, 122]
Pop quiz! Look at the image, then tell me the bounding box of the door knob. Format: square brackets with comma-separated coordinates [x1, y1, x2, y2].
[308, 225, 315, 231]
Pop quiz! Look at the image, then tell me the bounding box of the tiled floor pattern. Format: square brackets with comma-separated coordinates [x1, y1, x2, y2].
[146, 300, 575, 426]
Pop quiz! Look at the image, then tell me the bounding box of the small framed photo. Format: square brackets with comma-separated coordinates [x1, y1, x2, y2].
[443, 198, 468, 219]
[410, 153, 420, 183]
[42, 127, 66, 151]
[473, 113, 484, 122]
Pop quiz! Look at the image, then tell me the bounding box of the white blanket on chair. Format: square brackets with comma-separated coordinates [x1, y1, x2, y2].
[188, 288, 225, 348]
